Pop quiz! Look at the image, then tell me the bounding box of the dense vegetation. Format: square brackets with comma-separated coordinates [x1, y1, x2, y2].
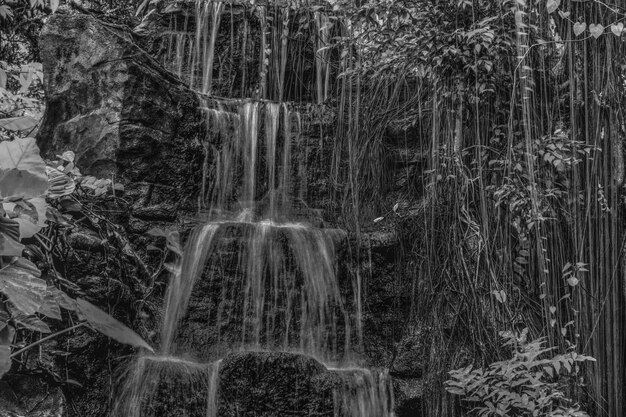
[1, 0, 625, 416]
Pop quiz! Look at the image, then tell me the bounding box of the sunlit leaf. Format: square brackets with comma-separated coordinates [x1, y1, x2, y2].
[0, 216, 23, 256]
[0, 5, 13, 21]
[3, 197, 47, 239]
[0, 258, 46, 315]
[0, 137, 48, 200]
[611, 22, 624, 37]
[0, 324, 14, 378]
[13, 313, 51, 333]
[546, 0, 560, 14]
[588, 23, 604, 39]
[50, 0, 59, 13]
[38, 287, 63, 320]
[0, 116, 38, 132]
[46, 166, 76, 199]
[573, 22, 586, 36]
[46, 286, 76, 311]
[76, 299, 154, 353]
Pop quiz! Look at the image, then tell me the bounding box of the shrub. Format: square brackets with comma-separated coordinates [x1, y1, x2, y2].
[445, 328, 593, 417]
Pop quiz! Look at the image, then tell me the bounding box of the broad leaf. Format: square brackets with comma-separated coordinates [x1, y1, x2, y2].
[50, 0, 59, 13]
[611, 22, 624, 37]
[38, 288, 63, 320]
[573, 22, 586, 36]
[0, 5, 13, 21]
[0, 116, 38, 132]
[0, 137, 49, 200]
[46, 166, 76, 199]
[0, 216, 24, 256]
[13, 313, 51, 333]
[0, 304, 8, 333]
[546, 0, 560, 14]
[76, 299, 154, 353]
[589, 23, 604, 39]
[46, 286, 76, 311]
[0, 324, 14, 378]
[3, 197, 47, 239]
[0, 258, 46, 315]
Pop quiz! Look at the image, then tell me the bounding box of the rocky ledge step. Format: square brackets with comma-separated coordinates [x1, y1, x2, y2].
[115, 351, 393, 417]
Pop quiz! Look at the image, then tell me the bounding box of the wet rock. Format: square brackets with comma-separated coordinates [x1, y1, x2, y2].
[360, 228, 398, 253]
[37, 12, 206, 214]
[171, 222, 354, 363]
[66, 231, 106, 252]
[392, 377, 424, 417]
[0, 376, 65, 417]
[218, 351, 336, 416]
[132, 204, 177, 221]
[390, 323, 431, 378]
[219, 351, 394, 417]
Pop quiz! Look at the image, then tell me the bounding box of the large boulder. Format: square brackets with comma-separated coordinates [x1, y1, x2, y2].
[218, 351, 337, 416]
[0, 376, 64, 417]
[37, 11, 206, 216]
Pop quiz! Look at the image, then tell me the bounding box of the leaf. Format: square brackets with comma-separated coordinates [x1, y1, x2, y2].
[546, 0, 560, 14]
[76, 299, 154, 353]
[573, 22, 586, 36]
[373, 216, 384, 223]
[491, 290, 506, 303]
[18, 66, 34, 94]
[56, 151, 75, 163]
[46, 166, 76, 199]
[0, 137, 49, 200]
[38, 287, 63, 320]
[0, 68, 6, 89]
[0, 324, 14, 378]
[611, 22, 624, 37]
[549, 306, 557, 314]
[136, 0, 150, 16]
[392, 203, 399, 213]
[50, 0, 59, 13]
[0, 116, 38, 132]
[589, 23, 604, 39]
[46, 286, 76, 311]
[0, 258, 46, 315]
[567, 276, 579, 286]
[558, 10, 570, 19]
[0, 216, 24, 256]
[0, 5, 14, 21]
[4, 197, 47, 239]
[13, 313, 51, 333]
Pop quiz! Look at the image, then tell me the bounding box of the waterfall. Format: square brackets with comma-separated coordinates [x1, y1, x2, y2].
[161, 223, 221, 355]
[117, 1, 394, 415]
[112, 356, 221, 417]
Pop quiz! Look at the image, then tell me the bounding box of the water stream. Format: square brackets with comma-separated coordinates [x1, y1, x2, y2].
[116, 1, 394, 415]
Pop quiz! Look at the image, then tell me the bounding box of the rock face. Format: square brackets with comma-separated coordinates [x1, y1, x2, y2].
[0, 376, 65, 417]
[218, 352, 337, 416]
[37, 11, 206, 215]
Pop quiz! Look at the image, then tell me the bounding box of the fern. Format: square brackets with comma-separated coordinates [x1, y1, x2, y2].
[445, 328, 593, 417]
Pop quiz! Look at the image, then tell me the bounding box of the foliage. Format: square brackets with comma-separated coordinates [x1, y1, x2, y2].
[0, 136, 152, 378]
[0, 0, 59, 65]
[0, 61, 44, 138]
[446, 329, 594, 417]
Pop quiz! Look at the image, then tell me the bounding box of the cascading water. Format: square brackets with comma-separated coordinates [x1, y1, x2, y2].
[116, 1, 393, 416]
